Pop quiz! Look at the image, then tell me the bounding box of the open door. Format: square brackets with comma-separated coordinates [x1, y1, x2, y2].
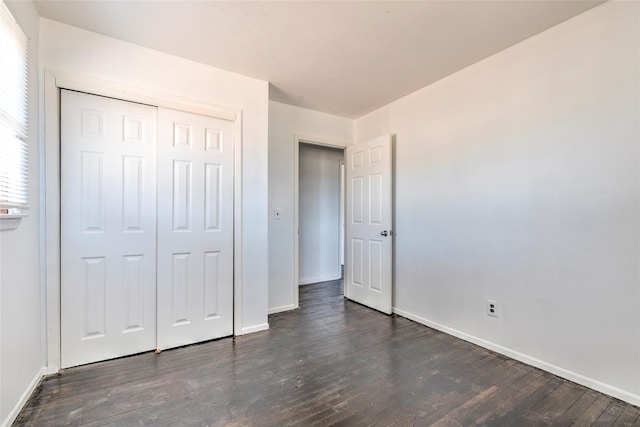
[345, 134, 393, 314]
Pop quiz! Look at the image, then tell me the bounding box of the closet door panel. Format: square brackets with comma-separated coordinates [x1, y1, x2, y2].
[157, 108, 234, 350]
[61, 90, 157, 368]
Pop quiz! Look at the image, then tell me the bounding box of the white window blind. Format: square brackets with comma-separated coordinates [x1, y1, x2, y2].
[0, 1, 29, 213]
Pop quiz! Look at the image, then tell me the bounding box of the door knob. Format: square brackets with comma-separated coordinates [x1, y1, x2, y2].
[380, 230, 389, 236]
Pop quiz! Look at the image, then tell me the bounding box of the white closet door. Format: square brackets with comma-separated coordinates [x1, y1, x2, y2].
[156, 108, 234, 350]
[61, 90, 158, 368]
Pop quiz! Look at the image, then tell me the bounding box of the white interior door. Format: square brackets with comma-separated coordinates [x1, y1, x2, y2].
[156, 108, 234, 350]
[61, 90, 158, 368]
[340, 161, 345, 266]
[345, 134, 393, 314]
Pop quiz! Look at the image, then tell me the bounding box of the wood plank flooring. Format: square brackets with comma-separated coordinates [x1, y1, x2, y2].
[15, 279, 640, 426]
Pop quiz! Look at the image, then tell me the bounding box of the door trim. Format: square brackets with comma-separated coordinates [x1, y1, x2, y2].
[44, 70, 244, 373]
[293, 134, 348, 309]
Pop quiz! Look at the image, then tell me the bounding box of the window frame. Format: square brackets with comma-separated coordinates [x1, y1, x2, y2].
[0, 1, 30, 231]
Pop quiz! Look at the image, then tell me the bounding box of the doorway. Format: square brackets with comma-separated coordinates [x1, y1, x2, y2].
[298, 143, 344, 285]
[293, 137, 348, 307]
[293, 134, 394, 314]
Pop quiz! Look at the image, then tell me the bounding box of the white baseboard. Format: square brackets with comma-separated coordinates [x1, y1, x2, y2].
[1, 367, 45, 427]
[268, 304, 297, 314]
[392, 307, 640, 407]
[239, 323, 269, 335]
[299, 273, 341, 285]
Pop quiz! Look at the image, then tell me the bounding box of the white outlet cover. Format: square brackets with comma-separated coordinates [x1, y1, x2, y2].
[487, 300, 498, 317]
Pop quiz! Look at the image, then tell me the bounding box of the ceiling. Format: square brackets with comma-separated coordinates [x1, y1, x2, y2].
[33, 1, 603, 118]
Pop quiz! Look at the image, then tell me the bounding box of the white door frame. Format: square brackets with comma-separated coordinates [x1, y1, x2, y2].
[339, 159, 345, 267]
[44, 70, 244, 373]
[293, 134, 348, 309]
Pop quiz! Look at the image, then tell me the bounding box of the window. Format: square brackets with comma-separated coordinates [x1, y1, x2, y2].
[0, 1, 29, 230]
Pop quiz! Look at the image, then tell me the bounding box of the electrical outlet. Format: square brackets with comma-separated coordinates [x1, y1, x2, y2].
[487, 300, 498, 317]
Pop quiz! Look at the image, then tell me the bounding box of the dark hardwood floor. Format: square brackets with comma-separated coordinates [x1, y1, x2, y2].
[15, 279, 640, 426]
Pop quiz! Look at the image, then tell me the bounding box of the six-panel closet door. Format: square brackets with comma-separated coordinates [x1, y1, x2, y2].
[60, 90, 158, 368]
[60, 90, 235, 368]
[156, 108, 234, 350]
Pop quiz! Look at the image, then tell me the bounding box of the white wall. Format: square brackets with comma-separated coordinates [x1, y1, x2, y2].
[299, 144, 343, 284]
[39, 18, 270, 333]
[268, 101, 353, 312]
[1, 1, 42, 425]
[355, 2, 639, 405]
